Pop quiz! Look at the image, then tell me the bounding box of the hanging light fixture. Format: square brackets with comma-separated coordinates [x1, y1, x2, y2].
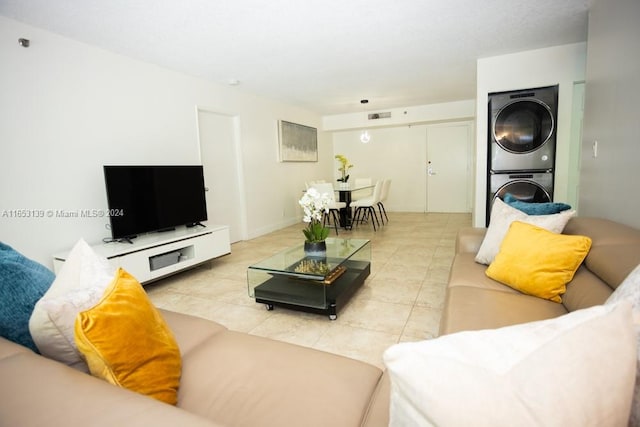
[360, 99, 371, 143]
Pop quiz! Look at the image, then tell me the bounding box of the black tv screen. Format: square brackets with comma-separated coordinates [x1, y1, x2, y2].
[103, 165, 208, 240]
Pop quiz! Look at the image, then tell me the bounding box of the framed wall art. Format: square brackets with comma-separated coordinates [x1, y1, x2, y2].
[278, 120, 318, 162]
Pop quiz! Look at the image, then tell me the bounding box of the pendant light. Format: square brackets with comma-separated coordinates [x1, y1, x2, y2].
[360, 99, 371, 143]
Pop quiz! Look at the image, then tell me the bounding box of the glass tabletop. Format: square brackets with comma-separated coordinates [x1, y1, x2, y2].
[333, 184, 374, 191]
[248, 238, 370, 279]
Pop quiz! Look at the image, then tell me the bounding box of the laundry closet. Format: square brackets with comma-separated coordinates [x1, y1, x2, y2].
[486, 85, 559, 225]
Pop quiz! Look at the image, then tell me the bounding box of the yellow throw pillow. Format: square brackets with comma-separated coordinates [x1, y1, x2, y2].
[486, 221, 592, 303]
[74, 268, 181, 405]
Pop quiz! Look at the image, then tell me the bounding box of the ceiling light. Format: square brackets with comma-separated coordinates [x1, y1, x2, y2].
[360, 99, 371, 144]
[360, 130, 371, 143]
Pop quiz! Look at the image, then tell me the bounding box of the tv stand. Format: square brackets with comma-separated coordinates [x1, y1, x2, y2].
[186, 222, 206, 228]
[53, 225, 231, 284]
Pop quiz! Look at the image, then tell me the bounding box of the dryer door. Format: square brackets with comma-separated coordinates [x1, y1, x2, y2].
[487, 177, 553, 226]
[493, 179, 552, 204]
[493, 99, 554, 153]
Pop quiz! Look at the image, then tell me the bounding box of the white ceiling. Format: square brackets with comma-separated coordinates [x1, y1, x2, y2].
[0, 0, 592, 115]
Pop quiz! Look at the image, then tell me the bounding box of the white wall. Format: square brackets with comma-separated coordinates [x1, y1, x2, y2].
[333, 126, 427, 212]
[328, 99, 475, 213]
[474, 43, 587, 227]
[332, 119, 475, 213]
[0, 16, 330, 266]
[579, 0, 640, 228]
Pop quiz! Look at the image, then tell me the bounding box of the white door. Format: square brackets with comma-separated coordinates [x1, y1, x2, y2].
[197, 109, 245, 243]
[426, 123, 472, 213]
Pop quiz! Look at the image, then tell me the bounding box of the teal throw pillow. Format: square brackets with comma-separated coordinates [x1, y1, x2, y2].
[0, 242, 55, 351]
[503, 193, 571, 216]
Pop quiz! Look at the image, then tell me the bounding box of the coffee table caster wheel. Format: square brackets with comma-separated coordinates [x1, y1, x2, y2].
[329, 314, 337, 320]
[265, 304, 274, 311]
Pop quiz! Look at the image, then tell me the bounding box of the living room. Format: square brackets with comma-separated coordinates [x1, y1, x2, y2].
[1, 0, 640, 425]
[2, 0, 637, 267]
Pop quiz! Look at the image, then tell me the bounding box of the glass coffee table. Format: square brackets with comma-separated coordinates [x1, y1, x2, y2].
[247, 238, 371, 320]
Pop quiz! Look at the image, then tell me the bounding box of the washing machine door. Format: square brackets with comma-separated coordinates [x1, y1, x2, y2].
[493, 179, 551, 204]
[493, 99, 554, 154]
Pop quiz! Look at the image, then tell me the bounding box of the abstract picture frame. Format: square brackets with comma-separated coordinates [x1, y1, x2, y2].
[278, 120, 318, 162]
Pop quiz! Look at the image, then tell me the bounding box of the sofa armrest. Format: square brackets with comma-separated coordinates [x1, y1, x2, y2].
[455, 227, 487, 255]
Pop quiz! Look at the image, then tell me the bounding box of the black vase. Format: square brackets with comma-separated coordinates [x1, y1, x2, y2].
[304, 241, 327, 257]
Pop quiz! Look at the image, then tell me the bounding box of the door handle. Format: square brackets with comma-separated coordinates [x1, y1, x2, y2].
[427, 161, 436, 176]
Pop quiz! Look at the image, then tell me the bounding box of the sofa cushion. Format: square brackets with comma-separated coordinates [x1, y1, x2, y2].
[503, 193, 571, 215]
[159, 309, 227, 356]
[448, 253, 520, 294]
[486, 222, 591, 303]
[475, 198, 575, 265]
[75, 268, 181, 405]
[439, 285, 568, 335]
[177, 329, 384, 427]
[29, 239, 114, 371]
[0, 337, 219, 427]
[561, 265, 614, 312]
[385, 302, 636, 427]
[582, 244, 640, 290]
[563, 217, 640, 246]
[563, 218, 640, 291]
[605, 263, 640, 427]
[0, 242, 55, 352]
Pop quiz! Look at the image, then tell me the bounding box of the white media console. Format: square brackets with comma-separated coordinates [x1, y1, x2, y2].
[53, 224, 231, 284]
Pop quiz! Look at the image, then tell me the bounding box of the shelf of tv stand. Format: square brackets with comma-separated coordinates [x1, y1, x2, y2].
[52, 224, 231, 284]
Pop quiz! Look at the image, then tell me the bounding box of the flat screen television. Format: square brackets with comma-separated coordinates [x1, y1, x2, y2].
[103, 165, 208, 240]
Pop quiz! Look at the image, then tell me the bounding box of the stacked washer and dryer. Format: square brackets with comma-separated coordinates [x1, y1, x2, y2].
[486, 85, 559, 225]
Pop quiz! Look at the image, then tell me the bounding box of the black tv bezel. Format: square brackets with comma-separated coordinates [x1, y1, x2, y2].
[103, 165, 208, 240]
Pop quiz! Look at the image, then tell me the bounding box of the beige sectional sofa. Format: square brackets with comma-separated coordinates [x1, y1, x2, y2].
[378, 216, 638, 426]
[0, 306, 390, 426]
[2, 216, 639, 426]
[440, 217, 640, 334]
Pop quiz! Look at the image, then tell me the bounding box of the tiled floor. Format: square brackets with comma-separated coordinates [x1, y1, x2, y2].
[146, 212, 472, 369]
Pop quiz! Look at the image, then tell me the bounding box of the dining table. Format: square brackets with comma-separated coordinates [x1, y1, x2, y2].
[334, 183, 374, 228]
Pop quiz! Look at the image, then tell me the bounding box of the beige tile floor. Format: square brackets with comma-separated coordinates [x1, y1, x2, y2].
[146, 212, 471, 369]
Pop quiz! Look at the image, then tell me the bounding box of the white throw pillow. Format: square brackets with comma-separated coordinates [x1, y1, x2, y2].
[475, 198, 575, 265]
[383, 302, 636, 427]
[29, 239, 114, 370]
[606, 263, 640, 426]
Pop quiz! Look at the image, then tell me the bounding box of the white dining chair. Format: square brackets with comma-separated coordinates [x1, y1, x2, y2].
[377, 179, 391, 224]
[350, 180, 383, 231]
[351, 177, 373, 201]
[311, 182, 346, 235]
